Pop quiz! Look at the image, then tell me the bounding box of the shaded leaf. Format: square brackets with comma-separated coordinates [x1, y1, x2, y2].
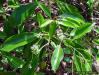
[49, 22, 57, 38]
[9, 3, 37, 27]
[2, 52, 25, 69]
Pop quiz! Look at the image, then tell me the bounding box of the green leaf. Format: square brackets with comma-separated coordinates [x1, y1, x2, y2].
[58, 19, 78, 28]
[59, 13, 85, 23]
[56, 1, 79, 14]
[2, 52, 25, 69]
[36, 13, 44, 26]
[40, 19, 53, 28]
[74, 55, 82, 71]
[64, 56, 72, 63]
[63, 47, 72, 54]
[51, 45, 64, 72]
[51, 41, 57, 49]
[8, 0, 19, 8]
[73, 23, 93, 39]
[34, 72, 44, 75]
[76, 49, 92, 60]
[92, 39, 99, 45]
[49, 22, 57, 38]
[94, 29, 99, 33]
[21, 55, 39, 75]
[0, 0, 6, 6]
[91, 47, 98, 55]
[38, 2, 51, 18]
[23, 44, 32, 61]
[9, 3, 37, 27]
[0, 31, 6, 39]
[2, 32, 38, 52]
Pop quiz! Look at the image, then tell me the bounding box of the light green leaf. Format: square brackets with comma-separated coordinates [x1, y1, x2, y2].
[51, 45, 64, 72]
[51, 41, 57, 49]
[2, 32, 38, 52]
[40, 19, 53, 28]
[37, 13, 44, 26]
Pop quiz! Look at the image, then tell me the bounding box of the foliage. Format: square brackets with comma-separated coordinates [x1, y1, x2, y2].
[0, 0, 97, 75]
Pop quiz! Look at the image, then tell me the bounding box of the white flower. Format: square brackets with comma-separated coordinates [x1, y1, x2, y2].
[30, 44, 40, 54]
[1, 57, 8, 64]
[57, 28, 65, 40]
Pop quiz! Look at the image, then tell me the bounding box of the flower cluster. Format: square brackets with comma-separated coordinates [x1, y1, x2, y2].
[1, 57, 8, 64]
[56, 28, 65, 40]
[30, 44, 40, 54]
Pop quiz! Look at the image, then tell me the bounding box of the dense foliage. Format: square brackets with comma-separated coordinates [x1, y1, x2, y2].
[0, 0, 98, 75]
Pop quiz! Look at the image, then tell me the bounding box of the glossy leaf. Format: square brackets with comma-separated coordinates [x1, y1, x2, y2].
[73, 23, 93, 39]
[2, 32, 38, 52]
[51, 45, 64, 72]
[58, 20, 78, 28]
[40, 19, 53, 28]
[59, 13, 85, 23]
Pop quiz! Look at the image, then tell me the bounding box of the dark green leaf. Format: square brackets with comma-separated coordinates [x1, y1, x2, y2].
[0, 31, 6, 39]
[9, 3, 37, 27]
[21, 55, 39, 75]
